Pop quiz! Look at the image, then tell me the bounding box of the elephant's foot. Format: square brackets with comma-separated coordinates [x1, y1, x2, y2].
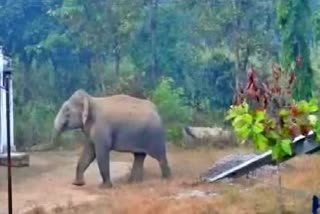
[128, 171, 143, 183]
[99, 182, 113, 189]
[162, 170, 172, 179]
[72, 179, 85, 186]
[160, 165, 172, 179]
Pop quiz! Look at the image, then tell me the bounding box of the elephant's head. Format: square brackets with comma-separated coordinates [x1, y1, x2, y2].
[54, 89, 90, 136]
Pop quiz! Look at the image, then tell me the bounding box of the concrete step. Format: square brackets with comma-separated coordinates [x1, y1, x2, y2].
[0, 152, 29, 167]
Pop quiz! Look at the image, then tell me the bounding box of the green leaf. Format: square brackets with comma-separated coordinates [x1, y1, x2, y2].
[232, 114, 253, 129]
[315, 121, 320, 142]
[308, 114, 318, 126]
[252, 122, 264, 134]
[266, 131, 280, 141]
[280, 139, 292, 155]
[255, 110, 266, 122]
[279, 109, 289, 117]
[225, 109, 238, 121]
[271, 143, 282, 160]
[243, 102, 249, 112]
[225, 105, 247, 121]
[235, 125, 251, 140]
[297, 100, 309, 113]
[308, 98, 319, 113]
[255, 134, 269, 151]
[242, 113, 253, 124]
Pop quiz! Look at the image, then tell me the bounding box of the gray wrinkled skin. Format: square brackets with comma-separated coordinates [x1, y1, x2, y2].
[53, 89, 171, 188]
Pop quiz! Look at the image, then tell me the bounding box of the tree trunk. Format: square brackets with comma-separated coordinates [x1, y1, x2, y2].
[22, 57, 33, 104]
[149, 0, 158, 85]
[114, 34, 120, 76]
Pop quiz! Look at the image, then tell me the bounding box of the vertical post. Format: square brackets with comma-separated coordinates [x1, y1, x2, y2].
[5, 70, 12, 214]
[0, 48, 15, 154]
[0, 47, 4, 154]
[9, 61, 14, 151]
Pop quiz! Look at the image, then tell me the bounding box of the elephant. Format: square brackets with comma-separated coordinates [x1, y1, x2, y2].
[53, 89, 171, 188]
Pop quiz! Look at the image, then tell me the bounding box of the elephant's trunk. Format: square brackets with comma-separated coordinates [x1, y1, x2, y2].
[30, 129, 62, 152]
[54, 112, 63, 133]
[52, 111, 65, 148]
[51, 128, 60, 144]
[53, 106, 67, 133]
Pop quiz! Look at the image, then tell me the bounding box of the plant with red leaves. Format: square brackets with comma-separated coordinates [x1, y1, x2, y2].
[226, 63, 320, 160]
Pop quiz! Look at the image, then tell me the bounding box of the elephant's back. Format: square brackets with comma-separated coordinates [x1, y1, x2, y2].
[93, 95, 162, 126]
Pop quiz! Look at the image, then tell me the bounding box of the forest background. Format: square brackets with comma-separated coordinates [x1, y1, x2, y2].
[1, 0, 319, 149]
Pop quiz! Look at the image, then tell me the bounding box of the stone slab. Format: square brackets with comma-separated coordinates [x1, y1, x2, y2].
[0, 152, 30, 167]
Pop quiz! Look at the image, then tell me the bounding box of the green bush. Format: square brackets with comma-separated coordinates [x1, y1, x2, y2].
[150, 77, 193, 142]
[14, 100, 57, 150]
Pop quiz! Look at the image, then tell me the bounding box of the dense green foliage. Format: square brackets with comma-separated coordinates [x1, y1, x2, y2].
[277, 0, 313, 100]
[0, 0, 320, 148]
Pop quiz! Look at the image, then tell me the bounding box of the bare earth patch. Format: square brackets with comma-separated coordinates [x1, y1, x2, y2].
[0, 146, 319, 213]
[0, 150, 131, 213]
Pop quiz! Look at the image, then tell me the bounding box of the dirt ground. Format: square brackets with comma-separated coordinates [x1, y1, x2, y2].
[0, 145, 319, 214]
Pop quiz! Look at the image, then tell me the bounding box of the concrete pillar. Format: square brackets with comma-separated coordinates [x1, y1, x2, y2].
[0, 47, 15, 154]
[0, 46, 28, 167]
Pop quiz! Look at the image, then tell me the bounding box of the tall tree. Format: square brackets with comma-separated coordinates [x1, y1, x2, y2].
[54, 0, 144, 76]
[149, 0, 159, 85]
[277, 0, 313, 100]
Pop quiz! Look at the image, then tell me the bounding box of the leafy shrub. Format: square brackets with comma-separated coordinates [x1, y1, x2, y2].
[150, 77, 193, 141]
[14, 100, 57, 150]
[226, 64, 320, 160]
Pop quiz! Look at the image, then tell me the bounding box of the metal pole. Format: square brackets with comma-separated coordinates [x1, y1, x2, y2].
[9, 76, 14, 151]
[5, 72, 12, 214]
[0, 47, 3, 154]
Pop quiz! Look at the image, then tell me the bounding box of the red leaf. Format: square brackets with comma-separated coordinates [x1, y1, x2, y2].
[247, 67, 256, 85]
[263, 95, 268, 108]
[290, 105, 301, 117]
[233, 94, 243, 105]
[246, 82, 252, 90]
[289, 123, 301, 138]
[247, 87, 256, 98]
[286, 90, 292, 96]
[255, 106, 264, 112]
[300, 124, 311, 135]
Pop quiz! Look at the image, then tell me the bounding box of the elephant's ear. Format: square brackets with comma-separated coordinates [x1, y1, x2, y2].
[82, 96, 89, 125]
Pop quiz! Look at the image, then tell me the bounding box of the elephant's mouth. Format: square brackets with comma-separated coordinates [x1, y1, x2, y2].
[61, 121, 68, 131]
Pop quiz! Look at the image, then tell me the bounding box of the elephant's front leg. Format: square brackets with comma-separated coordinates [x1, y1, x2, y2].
[73, 142, 95, 186]
[95, 143, 112, 188]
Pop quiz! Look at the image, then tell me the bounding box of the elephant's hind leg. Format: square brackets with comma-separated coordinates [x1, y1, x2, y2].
[73, 143, 95, 186]
[128, 153, 146, 183]
[158, 156, 171, 179]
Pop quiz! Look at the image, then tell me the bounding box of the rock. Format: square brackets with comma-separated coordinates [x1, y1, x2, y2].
[29, 142, 57, 152]
[182, 126, 237, 148]
[0, 152, 30, 167]
[200, 153, 287, 181]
